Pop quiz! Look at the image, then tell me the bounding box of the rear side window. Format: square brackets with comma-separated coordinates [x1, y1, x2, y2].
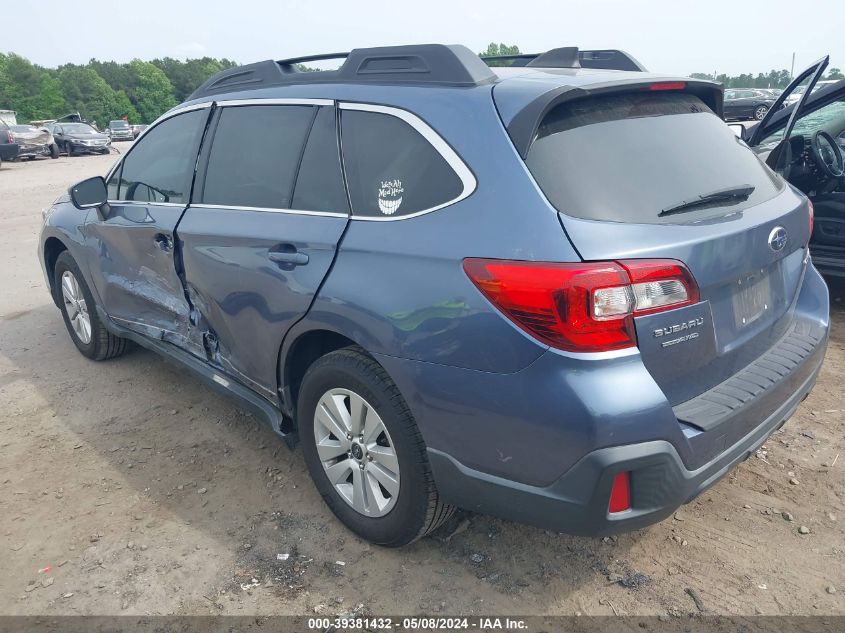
[111, 109, 207, 204]
[201, 105, 314, 209]
[341, 109, 464, 218]
[292, 106, 349, 214]
[526, 92, 783, 224]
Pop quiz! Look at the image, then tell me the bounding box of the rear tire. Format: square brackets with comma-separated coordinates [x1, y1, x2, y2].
[298, 347, 454, 546]
[49, 143, 60, 159]
[54, 252, 129, 361]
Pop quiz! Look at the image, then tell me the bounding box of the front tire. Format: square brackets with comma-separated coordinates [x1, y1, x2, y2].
[54, 252, 129, 361]
[49, 143, 60, 159]
[298, 347, 454, 546]
[754, 105, 769, 121]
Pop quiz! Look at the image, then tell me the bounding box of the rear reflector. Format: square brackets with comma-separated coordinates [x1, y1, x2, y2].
[608, 471, 632, 513]
[648, 81, 687, 91]
[463, 258, 699, 353]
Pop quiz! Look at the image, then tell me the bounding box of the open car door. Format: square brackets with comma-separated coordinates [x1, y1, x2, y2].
[747, 56, 829, 174]
[744, 56, 845, 278]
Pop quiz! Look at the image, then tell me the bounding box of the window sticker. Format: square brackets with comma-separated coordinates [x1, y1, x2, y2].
[377, 179, 404, 215]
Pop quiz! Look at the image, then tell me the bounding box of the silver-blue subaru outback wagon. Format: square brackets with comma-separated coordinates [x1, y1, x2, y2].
[39, 45, 829, 546]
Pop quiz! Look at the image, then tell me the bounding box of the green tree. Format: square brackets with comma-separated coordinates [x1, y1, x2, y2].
[152, 56, 237, 102]
[0, 53, 66, 120]
[825, 67, 844, 81]
[57, 66, 136, 128]
[478, 43, 522, 66]
[127, 59, 177, 123]
[88, 59, 134, 94]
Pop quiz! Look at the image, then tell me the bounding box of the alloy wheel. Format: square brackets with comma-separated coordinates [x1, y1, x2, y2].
[61, 270, 92, 344]
[313, 388, 400, 517]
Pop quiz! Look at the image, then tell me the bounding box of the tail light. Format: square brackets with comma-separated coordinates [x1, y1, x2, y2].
[808, 200, 814, 241]
[7, 132, 14, 143]
[463, 258, 699, 353]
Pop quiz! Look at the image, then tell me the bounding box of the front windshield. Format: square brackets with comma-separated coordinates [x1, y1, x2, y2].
[110, 121, 129, 128]
[758, 98, 845, 150]
[63, 123, 97, 134]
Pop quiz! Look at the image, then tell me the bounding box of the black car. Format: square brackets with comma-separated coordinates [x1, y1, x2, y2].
[723, 88, 776, 121]
[0, 122, 20, 168]
[45, 122, 111, 156]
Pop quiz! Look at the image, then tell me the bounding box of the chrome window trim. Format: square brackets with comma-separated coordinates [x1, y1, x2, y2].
[338, 101, 477, 222]
[188, 203, 347, 218]
[216, 97, 333, 107]
[106, 200, 185, 208]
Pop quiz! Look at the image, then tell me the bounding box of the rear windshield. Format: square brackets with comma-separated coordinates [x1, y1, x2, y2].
[526, 92, 783, 224]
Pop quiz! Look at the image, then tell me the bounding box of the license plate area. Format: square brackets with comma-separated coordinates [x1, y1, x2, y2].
[732, 271, 771, 328]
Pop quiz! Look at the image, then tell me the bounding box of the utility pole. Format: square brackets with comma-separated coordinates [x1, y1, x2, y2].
[790, 52, 795, 79]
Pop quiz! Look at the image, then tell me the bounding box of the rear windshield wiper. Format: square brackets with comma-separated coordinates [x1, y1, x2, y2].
[659, 184, 756, 217]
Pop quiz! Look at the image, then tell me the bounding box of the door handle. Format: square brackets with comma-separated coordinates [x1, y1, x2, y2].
[154, 233, 172, 252]
[268, 249, 309, 266]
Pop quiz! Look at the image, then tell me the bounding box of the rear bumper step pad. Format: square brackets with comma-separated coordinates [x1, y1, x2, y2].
[673, 322, 825, 432]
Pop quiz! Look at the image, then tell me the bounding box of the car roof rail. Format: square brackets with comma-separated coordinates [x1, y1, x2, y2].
[481, 48, 647, 72]
[188, 44, 497, 100]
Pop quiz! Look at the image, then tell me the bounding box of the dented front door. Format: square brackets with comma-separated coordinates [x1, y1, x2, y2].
[88, 202, 198, 349]
[89, 106, 211, 353]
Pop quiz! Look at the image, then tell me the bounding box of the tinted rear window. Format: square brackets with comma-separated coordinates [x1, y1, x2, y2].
[526, 92, 783, 224]
[341, 110, 464, 218]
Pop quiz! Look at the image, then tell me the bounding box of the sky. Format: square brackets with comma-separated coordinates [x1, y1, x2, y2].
[5, 0, 843, 77]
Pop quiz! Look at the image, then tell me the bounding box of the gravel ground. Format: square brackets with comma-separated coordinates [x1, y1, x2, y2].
[1, 150, 843, 617]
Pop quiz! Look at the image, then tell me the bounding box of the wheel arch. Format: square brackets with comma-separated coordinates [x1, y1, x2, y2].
[43, 236, 69, 307]
[279, 325, 382, 420]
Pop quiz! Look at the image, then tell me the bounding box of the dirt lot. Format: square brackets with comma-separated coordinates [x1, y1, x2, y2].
[1, 151, 844, 618]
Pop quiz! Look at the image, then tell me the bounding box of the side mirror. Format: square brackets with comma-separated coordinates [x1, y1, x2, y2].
[728, 123, 746, 140]
[69, 176, 108, 210]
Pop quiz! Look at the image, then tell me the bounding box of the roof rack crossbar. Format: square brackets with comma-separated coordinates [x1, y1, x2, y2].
[277, 52, 350, 67]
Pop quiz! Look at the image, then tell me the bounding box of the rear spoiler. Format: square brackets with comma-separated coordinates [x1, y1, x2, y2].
[506, 79, 723, 159]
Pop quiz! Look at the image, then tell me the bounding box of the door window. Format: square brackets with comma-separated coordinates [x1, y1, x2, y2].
[341, 109, 465, 218]
[109, 109, 208, 204]
[200, 105, 314, 209]
[292, 106, 349, 214]
[757, 98, 845, 150]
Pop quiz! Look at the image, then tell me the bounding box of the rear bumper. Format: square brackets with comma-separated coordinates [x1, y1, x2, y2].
[17, 144, 50, 157]
[427, 341, 823, 536]
[375, 264, 829, 536]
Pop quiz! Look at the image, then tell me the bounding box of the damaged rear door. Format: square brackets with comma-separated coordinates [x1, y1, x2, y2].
[92, 105, 211, 351]
[176, 101, 350, 398]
